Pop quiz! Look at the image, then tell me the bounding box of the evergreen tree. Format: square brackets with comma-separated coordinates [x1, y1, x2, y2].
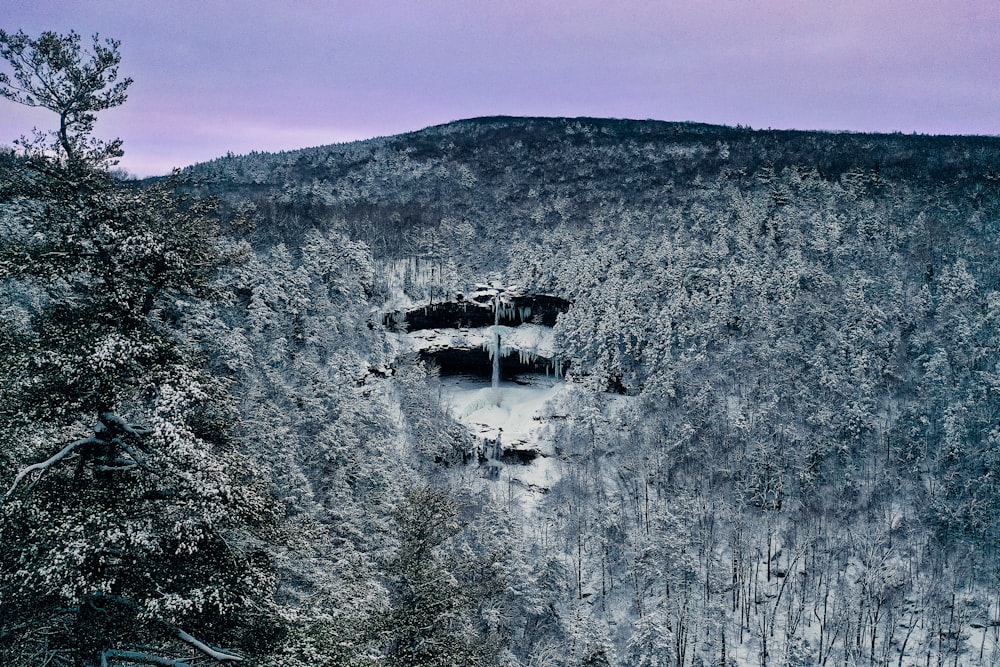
[0, 30, 278, 666]
[0, 29, 131, 165]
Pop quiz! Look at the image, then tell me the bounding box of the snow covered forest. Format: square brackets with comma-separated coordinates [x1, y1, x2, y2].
[3, 30, 1000, 667]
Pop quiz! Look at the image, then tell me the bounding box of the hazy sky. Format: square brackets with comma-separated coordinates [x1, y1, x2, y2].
[2, 0, 997, 176]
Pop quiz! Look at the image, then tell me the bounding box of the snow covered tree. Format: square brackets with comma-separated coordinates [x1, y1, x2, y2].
[0, 30, 279, 666]
[220, 229, 404, 665]
[382, 485, 504, 667]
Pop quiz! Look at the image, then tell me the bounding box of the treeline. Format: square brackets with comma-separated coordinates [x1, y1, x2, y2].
[185, 116, 1000, 251]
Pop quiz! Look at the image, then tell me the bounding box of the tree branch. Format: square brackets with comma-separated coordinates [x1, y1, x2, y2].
[85, 595, 243, 664]
[176, 630, 243, 662]
[100, 411, 151, 436]
[3, 436, 99, 500]
[116, 439, 153, 470]
[94, 461, 138, 473]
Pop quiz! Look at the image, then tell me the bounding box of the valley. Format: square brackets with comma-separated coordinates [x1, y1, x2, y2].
[6, 114, 1000, 665]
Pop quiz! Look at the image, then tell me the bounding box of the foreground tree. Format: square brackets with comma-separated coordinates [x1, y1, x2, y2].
[0, 29, 131, 165]
[0, 31, 279, 666]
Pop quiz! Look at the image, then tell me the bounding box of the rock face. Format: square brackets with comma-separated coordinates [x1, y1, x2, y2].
[389, 288, 571, 382]
[389, 300, 494, 331]
[486, 293, 570, 328]
[418, 346, 563, 379]
[387, 293, 571, 332]
[501, 447, 543, 465]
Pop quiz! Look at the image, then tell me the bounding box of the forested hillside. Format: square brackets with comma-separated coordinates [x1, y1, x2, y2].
[4, 41, 1000, 664]
[182, 116, 1000, 666]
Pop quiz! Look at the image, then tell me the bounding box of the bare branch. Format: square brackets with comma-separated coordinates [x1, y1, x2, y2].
[3, 436, 99, 500]
[101, 411, 151, 436]
[84, 596, 241, 664]
[94, 462, 138, 473]
[117, 440, 153, 470]
[177, 630, 243, 662]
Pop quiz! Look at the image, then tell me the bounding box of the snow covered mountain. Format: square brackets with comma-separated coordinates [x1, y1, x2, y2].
[7, 114, 999, 665]
[172, 117, 1000, 666]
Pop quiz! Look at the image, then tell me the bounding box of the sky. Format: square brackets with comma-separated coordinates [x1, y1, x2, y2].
[2, 0, 998, 177]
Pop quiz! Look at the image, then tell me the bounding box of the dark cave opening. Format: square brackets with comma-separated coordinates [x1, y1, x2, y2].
[386, 293, 572, 332]
[418, 347, 565, 381]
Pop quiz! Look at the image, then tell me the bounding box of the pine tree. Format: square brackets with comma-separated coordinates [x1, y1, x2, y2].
[0, 30, 279, 666]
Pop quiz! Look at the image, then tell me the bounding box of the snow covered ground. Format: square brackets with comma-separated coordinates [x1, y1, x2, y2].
[439, 375, 560, 443]
[438, 375, 568, 500]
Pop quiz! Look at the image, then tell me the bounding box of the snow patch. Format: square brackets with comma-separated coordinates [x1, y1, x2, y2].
[393, 324, 557, 360]
[438, 375, 568, 502]
[440, 376, 562, 445]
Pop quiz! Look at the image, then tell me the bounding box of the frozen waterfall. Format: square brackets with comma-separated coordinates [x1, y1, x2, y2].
[492, 295, 501, 405]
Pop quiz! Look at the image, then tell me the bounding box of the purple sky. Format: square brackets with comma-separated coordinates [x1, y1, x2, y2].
[3, 0, 998, 176]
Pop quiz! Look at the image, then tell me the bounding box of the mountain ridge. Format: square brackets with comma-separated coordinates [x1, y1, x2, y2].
[186, 114, 1000, 175]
